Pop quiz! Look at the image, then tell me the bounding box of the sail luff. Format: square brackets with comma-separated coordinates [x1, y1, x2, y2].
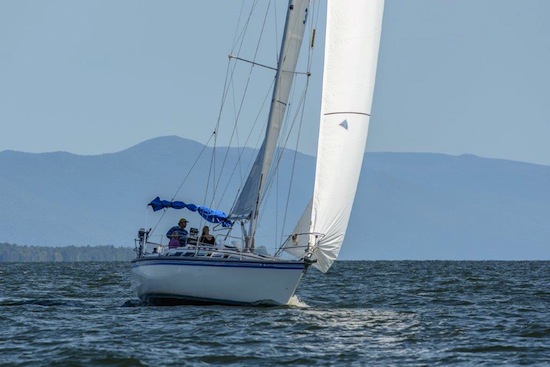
[230, 0, 310, 234]
[309, 0, 385, 272]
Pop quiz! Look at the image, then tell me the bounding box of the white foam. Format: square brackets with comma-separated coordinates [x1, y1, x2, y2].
[287, 294, 309, 308]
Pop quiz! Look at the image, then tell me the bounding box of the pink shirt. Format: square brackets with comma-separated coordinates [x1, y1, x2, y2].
[168, 238, 180, 249]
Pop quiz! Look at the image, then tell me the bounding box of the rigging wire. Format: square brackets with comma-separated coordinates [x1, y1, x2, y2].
[277, 0, 321, 247]
[279, 84, 310, 243]
[210, 1, 273, 212]
[258, 81, 310, 244]
[152, 0, 319, 247]
[148, 132, 216, 237]
[218, 78, 275, 214]
[258, 0, 320, 246]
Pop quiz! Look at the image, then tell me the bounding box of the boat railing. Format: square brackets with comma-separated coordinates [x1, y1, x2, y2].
[134, 227, 174, 257]
[135, 231, 289, 261]
[213, 234, 244, 251]
[135, 230, 242, 258]
[139, 242, 275, 262]
[136, 230, 305, 261]
[134, 239, 163, 256]
[274, 232, 325, 258]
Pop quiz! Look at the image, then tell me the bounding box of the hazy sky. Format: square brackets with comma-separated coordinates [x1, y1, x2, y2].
[1, 1, 549, 165]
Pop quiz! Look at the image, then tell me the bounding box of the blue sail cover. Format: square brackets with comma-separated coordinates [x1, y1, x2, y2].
[148, 197, 232, 228]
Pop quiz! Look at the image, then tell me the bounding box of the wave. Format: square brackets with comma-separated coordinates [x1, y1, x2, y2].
[0, 298, 85, 307]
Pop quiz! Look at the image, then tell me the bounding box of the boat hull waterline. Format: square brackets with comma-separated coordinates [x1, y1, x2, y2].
[131, 257, 307, 306]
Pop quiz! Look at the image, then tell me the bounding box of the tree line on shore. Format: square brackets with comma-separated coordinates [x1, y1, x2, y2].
[0, 243, 134, 262]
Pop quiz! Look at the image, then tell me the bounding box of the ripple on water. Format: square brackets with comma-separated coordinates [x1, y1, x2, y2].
[1, 261, 549, 366]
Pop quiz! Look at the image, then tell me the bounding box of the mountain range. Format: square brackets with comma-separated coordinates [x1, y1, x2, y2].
[1, 136, 548, 260]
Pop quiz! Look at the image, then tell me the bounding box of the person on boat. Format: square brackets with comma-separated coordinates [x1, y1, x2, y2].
[199, 226, 215, 246]
[168, 232, 180, 249]
[166, 218, 189, 246]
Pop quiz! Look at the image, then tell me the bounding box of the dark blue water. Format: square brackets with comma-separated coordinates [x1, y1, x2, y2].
[1, 261, 548, 366]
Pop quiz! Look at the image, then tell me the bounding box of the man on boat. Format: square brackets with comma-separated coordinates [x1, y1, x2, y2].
[166, 218, 189, 246]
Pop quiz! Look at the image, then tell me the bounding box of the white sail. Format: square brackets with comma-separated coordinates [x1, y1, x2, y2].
[284, 199, 312, 259]
[309, 0, 385, 272]
[231, 0, 310, 227]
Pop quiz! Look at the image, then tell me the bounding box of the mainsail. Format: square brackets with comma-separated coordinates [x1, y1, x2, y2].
[287, 0, 385, 272]
[230, 0, 310, 239]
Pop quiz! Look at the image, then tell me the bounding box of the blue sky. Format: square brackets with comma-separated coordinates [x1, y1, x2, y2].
[1, 1, 549, 165]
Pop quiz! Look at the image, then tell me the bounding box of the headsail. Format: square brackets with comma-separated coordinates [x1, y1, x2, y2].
[287, 0, 385, 272]
[230, 0, 310, 237]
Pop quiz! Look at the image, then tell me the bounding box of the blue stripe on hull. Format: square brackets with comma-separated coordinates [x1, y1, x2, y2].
[132, 257, 306, 270]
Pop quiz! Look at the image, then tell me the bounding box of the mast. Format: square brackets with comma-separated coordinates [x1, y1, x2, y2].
[230, 0, 310, 248]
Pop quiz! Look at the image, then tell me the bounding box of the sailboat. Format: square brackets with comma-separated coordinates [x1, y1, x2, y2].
[130, 0, 385, 306]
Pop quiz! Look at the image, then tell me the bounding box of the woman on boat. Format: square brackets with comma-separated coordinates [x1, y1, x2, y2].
[199, 226, 215, 246]
[168, 232, 180, 249]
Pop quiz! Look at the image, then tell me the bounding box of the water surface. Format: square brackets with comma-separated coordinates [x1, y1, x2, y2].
[1, 261, 548, 366]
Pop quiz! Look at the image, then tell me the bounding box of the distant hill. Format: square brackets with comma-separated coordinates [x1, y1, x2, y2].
[1, 136, 548, 260]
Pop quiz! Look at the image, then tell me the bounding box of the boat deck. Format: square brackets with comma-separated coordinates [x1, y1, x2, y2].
[136, 243, 288, 263]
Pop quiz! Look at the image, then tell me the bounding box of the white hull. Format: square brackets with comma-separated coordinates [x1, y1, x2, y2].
[131, 255, 306, 305]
